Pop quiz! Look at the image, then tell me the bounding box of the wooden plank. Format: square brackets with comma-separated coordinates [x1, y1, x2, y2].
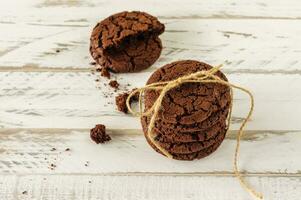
[0, 72, 300, 130]
[2, 0, 301, 25]
[0, 1, 299, 200]
[1, 19, 301, 71]
[0, 175, 16, 200]
[0, 174, 295, 200]
[0, 129, 300, 174]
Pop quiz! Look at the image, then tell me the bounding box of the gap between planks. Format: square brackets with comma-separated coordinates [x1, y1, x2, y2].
[158, 16, 301, 20]
[2, 171, 301, 178]
[1, 66, 301, 75]
[0, 128, 296, 139]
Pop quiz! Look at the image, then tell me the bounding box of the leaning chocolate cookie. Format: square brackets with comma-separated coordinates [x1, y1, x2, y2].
[141, 60, 231, 160]
[90, 11, 164, 73]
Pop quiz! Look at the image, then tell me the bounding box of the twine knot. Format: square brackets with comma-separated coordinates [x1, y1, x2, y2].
[126, 64, 263, 200]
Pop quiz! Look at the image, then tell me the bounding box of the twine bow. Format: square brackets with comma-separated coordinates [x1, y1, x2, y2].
[126, 65, 263, 200]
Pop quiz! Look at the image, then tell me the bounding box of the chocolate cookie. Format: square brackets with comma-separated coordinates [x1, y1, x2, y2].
[90, 11, 164, 73]
[141, 116, 227, 143]
[115, 88, 139, 114]
[153, 127, 227, 154]
[145, 128, 226, 161]
[141, 102, 230, 138]
[140, 60, 231, 160]
[90, 124, 111, 144]
[172, 137, 225, 161]
[144, 60, 231, 125]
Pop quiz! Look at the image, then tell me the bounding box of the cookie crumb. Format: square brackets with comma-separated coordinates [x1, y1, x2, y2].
[65, 148, 70, 151]
[22, 191, 28, 195]
[115, 93, 129, 113]
[109, 80, 119, 89]
[90, 61, 97, 65]
[101, 67, 110, 79]
[50, 148, 56, 151]
[115, 89, 139, 114]
[49, 163, 56, 170]
[90, 124, 111, 144]
[56, 49, 60, 53]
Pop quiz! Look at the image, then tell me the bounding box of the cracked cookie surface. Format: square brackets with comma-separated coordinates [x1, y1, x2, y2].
[140, 60, 231, 160]
[90, 11, 164, 73]
[145, 128, 226, 161]
[141, 115, 227, 143]
[144, 60, 231, 125]
[145, 104, 230, 135]
[150, 127, 227, 154]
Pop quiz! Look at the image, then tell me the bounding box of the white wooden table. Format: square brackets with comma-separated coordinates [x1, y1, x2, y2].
[1, 1, 301, 199]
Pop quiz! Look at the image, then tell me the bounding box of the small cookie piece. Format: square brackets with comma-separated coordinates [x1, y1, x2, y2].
[116, 93, 129, 113]
[109, 80, 119, 89]
[90, 124, 111, 144]
[115, 88, 139, 113]
[90, 11, 164, 73]
[101, 67, 110, 79]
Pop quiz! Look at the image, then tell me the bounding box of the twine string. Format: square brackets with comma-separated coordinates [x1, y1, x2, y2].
[126, 65, 263, 200]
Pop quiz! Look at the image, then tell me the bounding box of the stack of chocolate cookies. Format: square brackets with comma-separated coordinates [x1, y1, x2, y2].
[141, 60, 231, 160]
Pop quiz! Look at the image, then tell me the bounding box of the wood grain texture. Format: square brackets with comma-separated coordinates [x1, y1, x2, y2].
[1, 1, 301, 199]
[2, 0, 301, 24]
[1, 175, 300, 200]
[0, 129, 300, 174]
[0, 175, 16, 200]
[1, 20, 301, 71]
[0, 72, 300, 130]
